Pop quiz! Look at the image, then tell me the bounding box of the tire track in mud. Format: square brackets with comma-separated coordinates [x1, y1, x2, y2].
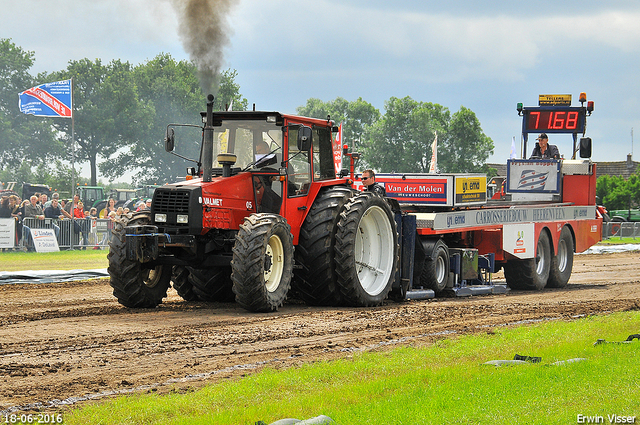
[0, 252, 639, 413]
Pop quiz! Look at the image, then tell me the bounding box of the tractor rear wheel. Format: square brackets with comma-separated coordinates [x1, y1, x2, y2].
[335, 193, 399, 306]
[187, 266, 235, 302]
[108, 212, 171, 307]
[504, 231, 551, 290]
[171, 266, 199, 301]
[547, 226, 574, 288]
[293, 186, 354, 305]
[231, 213, 294, 312]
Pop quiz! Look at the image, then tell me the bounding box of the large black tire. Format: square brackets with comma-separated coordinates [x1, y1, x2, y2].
[504, 231, 551, 290]
[231, 213, 294, 312]
[187, 266, 235, 302]
[171, 266, 199, 301]
[293, 186, 354, 306]
[107, 211, 171, 307]
[335, 193, 399, 306]
[547, 226, 574, 288]
[420, 239, 450, 295]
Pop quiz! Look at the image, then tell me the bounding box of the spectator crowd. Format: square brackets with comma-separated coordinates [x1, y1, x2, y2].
[0, 192, 152, 251]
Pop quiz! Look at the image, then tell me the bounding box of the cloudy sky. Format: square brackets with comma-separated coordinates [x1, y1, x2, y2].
[3, 0, 640, 168]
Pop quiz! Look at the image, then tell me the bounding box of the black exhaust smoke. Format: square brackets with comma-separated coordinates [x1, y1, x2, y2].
[170, 0, 237, 95]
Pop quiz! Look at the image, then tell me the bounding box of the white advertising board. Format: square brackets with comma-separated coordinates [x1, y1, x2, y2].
[30, 228, 60, 252]
[0, 218, 16, 248]
[502, 223, 535, 259]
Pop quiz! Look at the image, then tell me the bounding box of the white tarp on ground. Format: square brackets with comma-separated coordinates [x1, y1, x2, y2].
[580, 244, 640, 254]
[0, 269, 109, 285]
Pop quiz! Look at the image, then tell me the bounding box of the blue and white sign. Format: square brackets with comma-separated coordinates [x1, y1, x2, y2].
[18, 79, 72, 118]
[506, 159, 561, 194]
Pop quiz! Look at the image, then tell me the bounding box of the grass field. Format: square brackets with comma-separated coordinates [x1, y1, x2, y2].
[0, 249, 109, 272]
[63, 311, 640, 424]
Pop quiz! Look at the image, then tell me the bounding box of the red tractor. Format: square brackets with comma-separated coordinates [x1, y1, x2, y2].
[107, 95, 399, 312]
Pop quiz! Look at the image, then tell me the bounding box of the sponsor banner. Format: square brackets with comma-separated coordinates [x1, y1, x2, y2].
[333, 123, 342, 174]
[454, 175, 487, 206]
[31, 228, 60, 252]
[377, 174, 452, 205]
[503, 223, 535, 259]
[415, 205, 595, 231]
[507, 159, 561, 194]
[0, 218, 16, 248]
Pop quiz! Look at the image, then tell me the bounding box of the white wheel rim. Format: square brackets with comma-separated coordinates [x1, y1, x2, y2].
[536, 237, 546, 275]
[144, 267, 163, 288]
[557, 239, 567, 272]
[435, 254, 446, 284]
[264, 234, 284, 292]
[354, 205, 394, 296]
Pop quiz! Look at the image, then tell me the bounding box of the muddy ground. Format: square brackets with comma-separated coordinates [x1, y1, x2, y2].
[1, 251, 639, 414]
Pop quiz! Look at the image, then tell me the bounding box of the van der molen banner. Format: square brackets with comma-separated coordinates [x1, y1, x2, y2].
[18, 79, 72, 118]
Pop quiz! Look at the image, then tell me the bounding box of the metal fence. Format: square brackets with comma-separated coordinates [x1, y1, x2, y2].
[16, 217, 114, 250]
[602, 221, 640, 240]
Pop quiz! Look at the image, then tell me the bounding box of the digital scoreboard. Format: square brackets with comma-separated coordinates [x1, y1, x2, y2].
[523, 108, 586, 133]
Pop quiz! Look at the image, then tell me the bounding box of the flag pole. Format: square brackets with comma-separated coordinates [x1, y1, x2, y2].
[70, 77, 75, 250]
[70, 77, 75, 200]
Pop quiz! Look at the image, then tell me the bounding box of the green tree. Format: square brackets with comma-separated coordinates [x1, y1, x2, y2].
[103, 54, 249, 184]
[364, 96, 447, 173]
[297, 97, 380, 148]
[364, 97, 493, 174]
[297, 97, 380, 170]
[0, 38, 61, 169]
[440, 106, 494, 173]
[596, 174, 630, 211]
[50, 58, 148, 186]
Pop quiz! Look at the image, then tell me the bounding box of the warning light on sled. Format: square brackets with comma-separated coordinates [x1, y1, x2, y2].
[517, 103, 523, 114]
[587, 101, 594, 114]
[579, 92, 587, 103]
[343, 144, 349, 154]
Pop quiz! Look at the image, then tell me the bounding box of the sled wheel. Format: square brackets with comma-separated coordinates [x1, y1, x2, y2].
[547, 226, 574, 288]
[504, 231, 551, 290]
[421, 240, 450, 295]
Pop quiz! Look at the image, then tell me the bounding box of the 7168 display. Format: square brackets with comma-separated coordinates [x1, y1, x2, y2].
[524, 108, 586, 133]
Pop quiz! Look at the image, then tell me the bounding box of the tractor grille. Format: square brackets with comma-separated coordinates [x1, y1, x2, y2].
[154, 190, 191, 214]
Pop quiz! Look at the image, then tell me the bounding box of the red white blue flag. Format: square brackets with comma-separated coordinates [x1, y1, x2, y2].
[19, 79, 72, 118]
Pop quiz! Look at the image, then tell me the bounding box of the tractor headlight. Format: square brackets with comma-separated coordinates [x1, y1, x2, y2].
[155, 213, 167, 223]
[177, 214, 189, 224]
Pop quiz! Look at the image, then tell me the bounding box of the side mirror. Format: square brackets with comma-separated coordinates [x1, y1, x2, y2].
[579, 137, 592, 158]
[297, 125, 312, 151]
[165, 127, 175, 152]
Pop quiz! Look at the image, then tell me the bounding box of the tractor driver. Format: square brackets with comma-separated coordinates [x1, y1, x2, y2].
[361, 169, 386, 196]
[530, 133, 560, 159]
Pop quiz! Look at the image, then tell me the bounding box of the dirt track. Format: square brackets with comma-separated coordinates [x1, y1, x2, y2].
[1, 251, 639, 413]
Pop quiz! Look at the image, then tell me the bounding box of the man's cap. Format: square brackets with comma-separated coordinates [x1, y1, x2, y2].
[52, 192, 59, 198]
[146, 198, 152, 202]
[537, 133, 548, 140]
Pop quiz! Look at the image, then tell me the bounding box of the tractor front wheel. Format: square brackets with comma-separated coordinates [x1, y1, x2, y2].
[108, 212, 171, 307]
[231, 214, 294, 312]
